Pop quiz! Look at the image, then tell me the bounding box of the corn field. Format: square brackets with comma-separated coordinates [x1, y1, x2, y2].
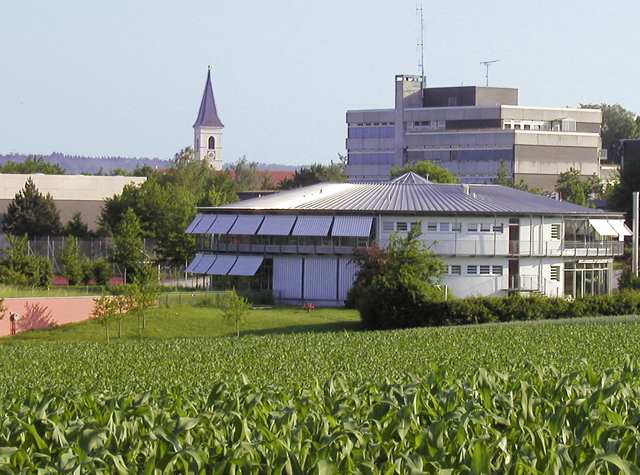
[3, 319, 640, 472]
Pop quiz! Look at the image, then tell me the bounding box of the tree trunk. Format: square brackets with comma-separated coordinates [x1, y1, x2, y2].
[105, 324, 110, 344]
[118, 318, 122, 339]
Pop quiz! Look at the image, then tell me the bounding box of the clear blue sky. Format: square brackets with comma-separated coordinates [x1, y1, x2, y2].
[1, 0, 638, 167]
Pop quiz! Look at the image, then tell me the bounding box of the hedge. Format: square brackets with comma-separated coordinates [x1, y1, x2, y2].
[358, 290, 640, 330]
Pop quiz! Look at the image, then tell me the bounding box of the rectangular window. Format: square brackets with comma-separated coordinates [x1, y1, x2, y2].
[440, 223, 450, 232]
[492, 265, 503, 275]
[551, 224, 561, 240]
[396, 222, 408, 232]
[452, 223, 462, 233]
[383, 222, 394, 232]
[493, 224, 504, 233]
[480, 223, 491, 232]
[467, 265, 478, 275]
[468, 223, 479, 232]
[449, 265, 461, 275]
[427, 222, 437, 232]
[480, 265, 491, 275]
[410, 222, 421, 231]
[550, 265, 561, 281]
[450, 150, 459, 161]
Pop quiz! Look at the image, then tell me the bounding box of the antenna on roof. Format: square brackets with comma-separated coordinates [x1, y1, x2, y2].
[416, 4, 426, 88]
[479, 60, 500, 86]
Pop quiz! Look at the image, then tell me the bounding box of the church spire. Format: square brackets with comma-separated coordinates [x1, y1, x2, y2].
[193, 67, 224, 170]
[194, 67, 224, 128]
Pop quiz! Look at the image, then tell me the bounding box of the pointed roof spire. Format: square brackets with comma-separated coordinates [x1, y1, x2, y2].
[194, 67, 224, 128]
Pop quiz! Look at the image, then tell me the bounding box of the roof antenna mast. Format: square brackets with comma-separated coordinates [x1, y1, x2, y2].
[479, 59, 500, 87]
[416, 4, 426, 88]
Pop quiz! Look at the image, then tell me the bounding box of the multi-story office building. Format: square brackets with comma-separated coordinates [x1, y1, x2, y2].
[346, 75, 604, 190]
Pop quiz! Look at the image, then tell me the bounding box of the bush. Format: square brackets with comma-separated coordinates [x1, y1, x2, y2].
[92, 259, 114, 285]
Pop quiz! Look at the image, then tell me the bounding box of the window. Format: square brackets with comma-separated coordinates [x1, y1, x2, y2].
[208, 136, 215, 149]
[411, 222, 421, 231]
[480, 265, 491, 275]
[468, 223, 479, 232]
[493, 224, 504, 233]
[437, 120, 446, 130]
[492, 266, 503, 275]
[450, 150, 459, 161]
[480, 223, 491, 232]
[448, 97, 457, 106]
[383, 222, 394, 232]
[467, 265, 478, 275]
[396, 222, 408, 232]
[452, 223, 462, 233]
[550, 265, 561, 281]
[551, 224, 561, 240]
[449, 265, 461, 275]
[427, 222, 437, 232]
[440, 223, 450, 232]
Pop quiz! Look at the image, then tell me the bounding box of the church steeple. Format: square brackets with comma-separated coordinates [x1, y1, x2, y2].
[194, 67, 224, 170]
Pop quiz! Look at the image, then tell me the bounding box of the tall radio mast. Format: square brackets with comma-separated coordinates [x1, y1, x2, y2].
[417, 4, 425, 87]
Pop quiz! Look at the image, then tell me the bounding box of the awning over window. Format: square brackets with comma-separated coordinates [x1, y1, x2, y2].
[185, 254, 204, 273]
[589, 220, 618, 237]
[190, 254, 217, 274]
[207, 215, 237, 234]
[331, 216, 373, 237]
[228, 215, 264, 235]
[206, 255, 237, 275]
[191, 215, 217, 234]
[608, 220, 632, 241]
[228, 256, 264, 276]
[257, 215, 297, 235]
[292, 216, 333, 236]
[185, 215, 203, 234]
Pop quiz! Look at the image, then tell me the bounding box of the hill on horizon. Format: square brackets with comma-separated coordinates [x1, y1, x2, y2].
[0, 153, 298, 174]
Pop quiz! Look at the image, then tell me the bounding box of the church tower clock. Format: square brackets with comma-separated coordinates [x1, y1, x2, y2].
[194, 66, 224, 170]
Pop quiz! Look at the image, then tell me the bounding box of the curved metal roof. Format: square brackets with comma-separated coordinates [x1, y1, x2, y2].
[214, 173, 618, 217]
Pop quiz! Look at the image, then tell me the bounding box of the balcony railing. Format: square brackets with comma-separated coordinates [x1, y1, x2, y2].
[200, 239, 623, 258]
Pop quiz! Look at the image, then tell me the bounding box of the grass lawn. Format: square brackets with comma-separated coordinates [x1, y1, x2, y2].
[0, 304, 363, 344]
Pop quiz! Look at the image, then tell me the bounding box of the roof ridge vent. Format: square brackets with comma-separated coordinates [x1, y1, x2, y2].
[461, 184, 470, 195]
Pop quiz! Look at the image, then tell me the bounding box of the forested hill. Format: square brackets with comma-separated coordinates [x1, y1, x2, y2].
[0, 153, 169, 174]
[0, 153, 298, 174]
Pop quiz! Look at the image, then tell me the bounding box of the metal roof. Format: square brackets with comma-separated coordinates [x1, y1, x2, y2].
[214, 173, 619, 217]
[193, 70, 224, 128]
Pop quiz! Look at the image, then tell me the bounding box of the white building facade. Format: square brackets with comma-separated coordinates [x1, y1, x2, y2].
[185, 173, 629, 304]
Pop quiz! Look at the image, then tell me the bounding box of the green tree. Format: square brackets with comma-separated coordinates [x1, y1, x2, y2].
[0, 234, 53, 288]
[554, 167, 603, 205]
[0, 156, 66, 175]
[110, 208, 144, 284]
[2, 178, 63, 236]
[355, 227, 447, 329]
[221, 289, 251, 337]
[493, 160, 539, 192]
[64, 212, 91, 238]
[581, 103, 639, 164]
[278, 155, 347, 189]
[91, 295, 117, 343]
[232, 156, 261, 191]
[60, 236, 85, 285]
[128, 264, 161, 337]
[390, 160, 458, 183]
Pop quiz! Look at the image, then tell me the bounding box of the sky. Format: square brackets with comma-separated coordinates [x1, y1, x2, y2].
[1, 0, 638, 167]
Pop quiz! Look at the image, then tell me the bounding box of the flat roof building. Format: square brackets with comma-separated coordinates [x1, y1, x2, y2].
[346, 75, 604, 191]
